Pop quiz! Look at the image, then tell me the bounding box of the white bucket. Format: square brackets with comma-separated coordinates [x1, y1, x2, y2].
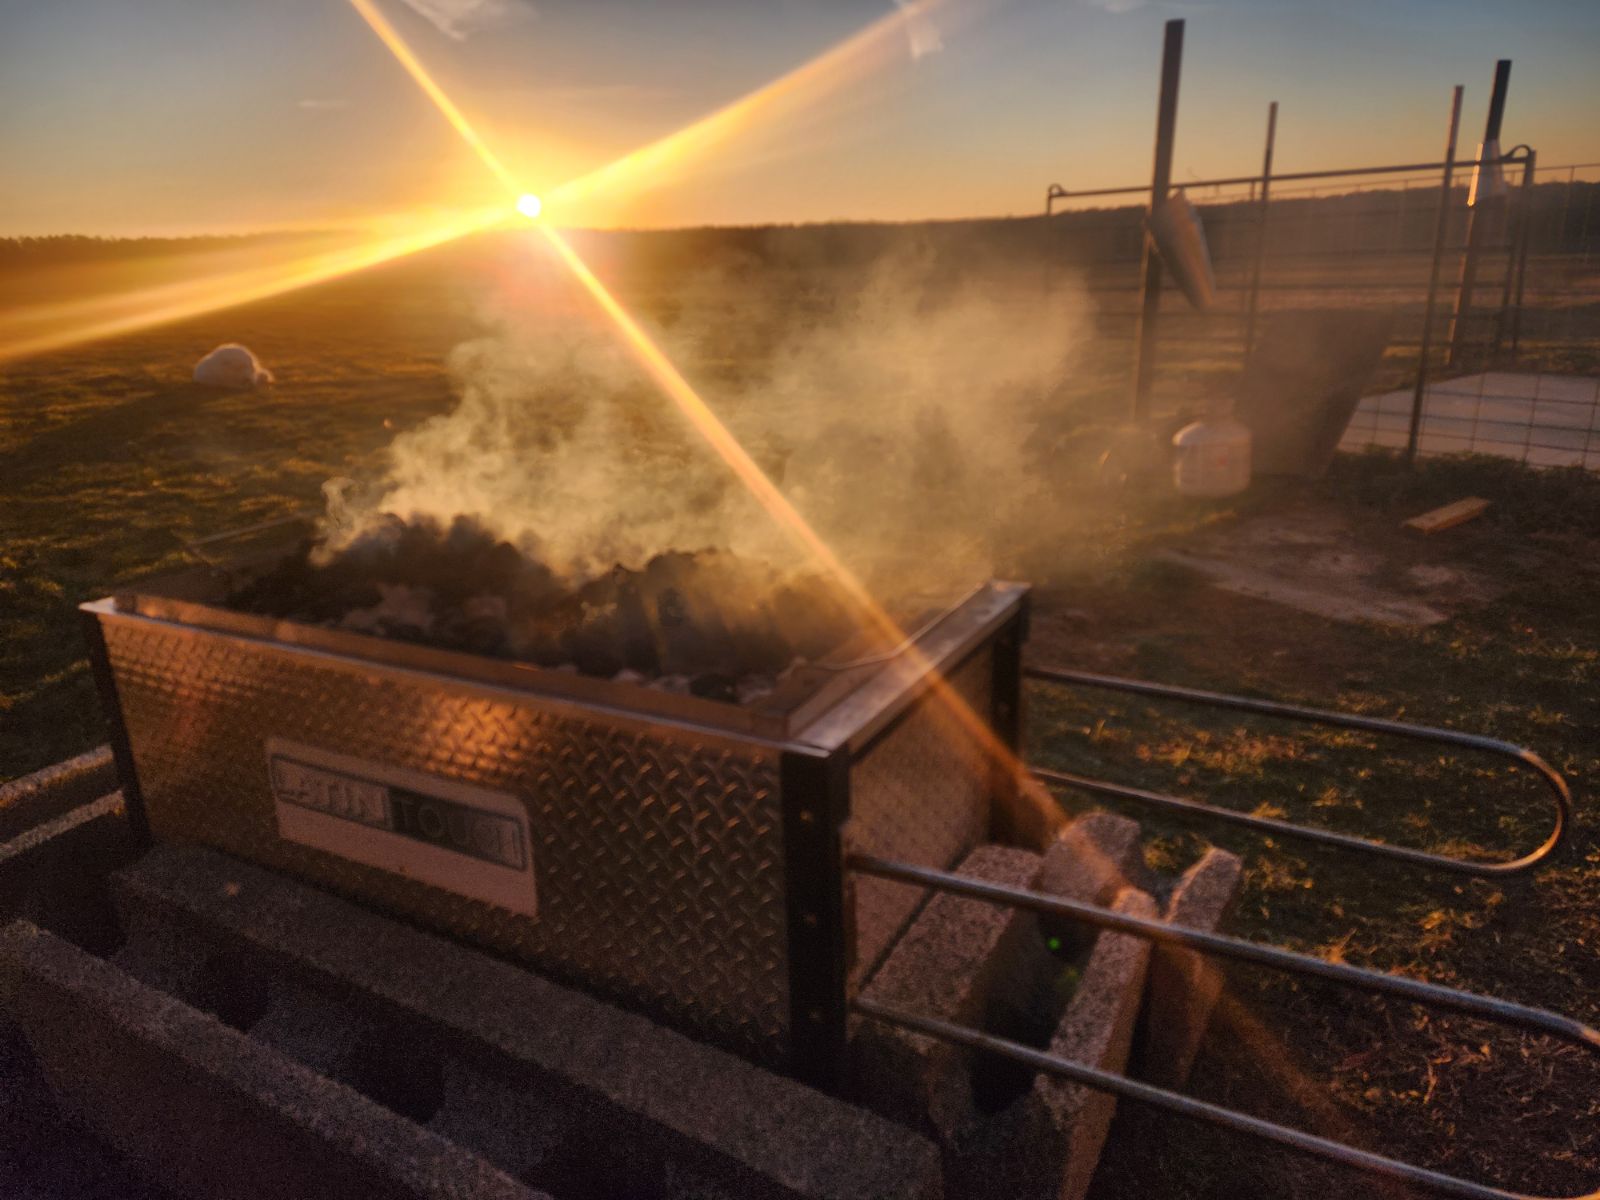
[1173, 416, 1252, 497]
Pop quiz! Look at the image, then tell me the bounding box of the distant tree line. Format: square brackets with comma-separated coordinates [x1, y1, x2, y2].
[570, 179, 1600, 278]
[2, 180, 1593, 273]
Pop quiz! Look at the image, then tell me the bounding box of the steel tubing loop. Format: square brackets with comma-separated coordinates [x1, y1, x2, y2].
[848, 853, 1600, 1200]
[1023, 665, 1571, 876]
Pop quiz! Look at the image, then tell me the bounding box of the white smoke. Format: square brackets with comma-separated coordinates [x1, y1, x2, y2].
[319, 237, 1089, 599]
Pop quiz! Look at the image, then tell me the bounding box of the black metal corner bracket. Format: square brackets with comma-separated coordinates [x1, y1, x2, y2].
[78, 607, 151, 848]
[780, 746, 853, 1091]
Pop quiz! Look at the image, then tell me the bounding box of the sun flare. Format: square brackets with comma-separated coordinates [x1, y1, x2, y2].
[516, 193, 543, 220]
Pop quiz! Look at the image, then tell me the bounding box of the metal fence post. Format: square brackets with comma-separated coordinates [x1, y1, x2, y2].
[1242, 100, 1278, 363]
[1406, 86, 1465, 467]
[1448, 59, 1512, 368]
[1131, 18, 1184, 423]
[1496, 148, 1537, 362]
[1507, 152, 1539, 357]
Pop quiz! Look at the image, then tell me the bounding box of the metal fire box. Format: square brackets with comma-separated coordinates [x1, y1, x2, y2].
[82, 574, 1028, 1083]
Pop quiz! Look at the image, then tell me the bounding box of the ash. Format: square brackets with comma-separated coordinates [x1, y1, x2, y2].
[225, 516, 857, 703]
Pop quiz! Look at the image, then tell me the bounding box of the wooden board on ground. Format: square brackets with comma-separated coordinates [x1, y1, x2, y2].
[1403, 497, 1490, 534]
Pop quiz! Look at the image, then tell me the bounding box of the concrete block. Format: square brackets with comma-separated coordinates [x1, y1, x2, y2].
[429, 1059, 573, 1183]
[1036, 813, 1147, 955]
[249, 980, 364, 1076]
[1136, 847, 1243, 1089]
[0, 920, 543, 1200]
[854, 845, 1046, 1145]
[1038, 813, 1146, 908]
[966, 886, 1156, 1200]
[0, 747, 116, 843]
[0, 792, 133, 953]
[0, 1010, 176, 1200]
[111, 919, 212, 997]
[110, 845, 943, 1200]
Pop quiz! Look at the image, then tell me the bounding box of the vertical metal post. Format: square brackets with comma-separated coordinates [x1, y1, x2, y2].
[1406, 86, 1465, 467]
[79, 610, 152, 848]
[985, 603, 1036, 847]
[1447, 59, 1512, 368]
[1131, 18, 1185, 422]
[1508, 150, 1536, 357]
[779, 747, 851, 1090]
[1495, 149, 1536, 361]
[1242, 100, 1278, 363]
[1510, 151, 1536, 356]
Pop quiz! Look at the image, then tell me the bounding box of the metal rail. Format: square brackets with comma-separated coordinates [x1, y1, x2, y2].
[1024, 665, 1571, 877]
[849, 854, 1600, 1200]
[1045, 150, 1535, 211]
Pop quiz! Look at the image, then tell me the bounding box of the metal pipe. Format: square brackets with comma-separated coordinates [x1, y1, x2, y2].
[1508, 149, 1538, 357]
[1023, 663, 1570, 876]
[1491, 145, 1534, 361]
[848, 855, 1600, 1047]
[1449, 60, 1513, 368]
[1242, 100, 1278, 361]
[1044, 151, 1531, 207]
[1131, 18, 1184, 422]
[853, 992, 1599, 1200]
[1407, 85, 1465, 466]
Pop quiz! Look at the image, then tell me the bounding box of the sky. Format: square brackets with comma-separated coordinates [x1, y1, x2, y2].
[1, 0, 1597, 236]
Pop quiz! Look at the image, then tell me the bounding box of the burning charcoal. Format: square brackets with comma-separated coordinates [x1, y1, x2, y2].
[228, 538, 383, 623]
[436, 594, 512, 657]
[222, 515, 863, 704]
[337, 583, 436, 640]
[562, 628, 628, 678]
[688, 672, 739, 702]
[735, 674, 779, 705]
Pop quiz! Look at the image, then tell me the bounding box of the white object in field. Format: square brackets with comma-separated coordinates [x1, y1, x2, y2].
[193, 343, 273, 389]
[1147, 188, 1217, 310]
[1173, 416, 1252, 497]
[1468, 138, 1508, 207]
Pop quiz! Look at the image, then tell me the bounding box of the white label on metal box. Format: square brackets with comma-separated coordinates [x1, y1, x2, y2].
[266, 737, 537, 918]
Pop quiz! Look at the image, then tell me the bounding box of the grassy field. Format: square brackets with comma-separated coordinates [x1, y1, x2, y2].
[2, 227, 1598, 1197]
[1026, 455, 1600, 1197]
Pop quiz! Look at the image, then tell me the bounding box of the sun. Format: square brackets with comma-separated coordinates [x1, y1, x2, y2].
[516, 193, 543, 220]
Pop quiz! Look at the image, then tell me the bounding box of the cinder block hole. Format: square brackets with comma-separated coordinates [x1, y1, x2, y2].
[970, 931, 1090, 1114]
[341, 1033, 445, 1125]
[1039, 913, 1100, 960]
[0, 1020, 45, 1094]
[190, 952, 272, 1032]
[532, 1132, 665, 1200]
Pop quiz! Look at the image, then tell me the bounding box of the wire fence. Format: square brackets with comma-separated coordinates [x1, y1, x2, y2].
[1338, 369, 1600, 469]
[1043, 158, 1600, 468]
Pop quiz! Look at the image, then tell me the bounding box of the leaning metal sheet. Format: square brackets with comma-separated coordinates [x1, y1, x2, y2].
[844, 647, 994, 986]
[98, 611, 792, 1064]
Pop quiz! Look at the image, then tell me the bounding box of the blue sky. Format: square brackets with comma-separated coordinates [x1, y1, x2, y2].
[1, 0, 1596, 235]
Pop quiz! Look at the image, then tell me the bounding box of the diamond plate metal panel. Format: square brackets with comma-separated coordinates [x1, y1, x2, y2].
[99, 613, 791, 1064]
[844, 648, 995, 985]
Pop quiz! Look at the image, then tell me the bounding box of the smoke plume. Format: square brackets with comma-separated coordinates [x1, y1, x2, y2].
[318, 235, 1089, 605]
